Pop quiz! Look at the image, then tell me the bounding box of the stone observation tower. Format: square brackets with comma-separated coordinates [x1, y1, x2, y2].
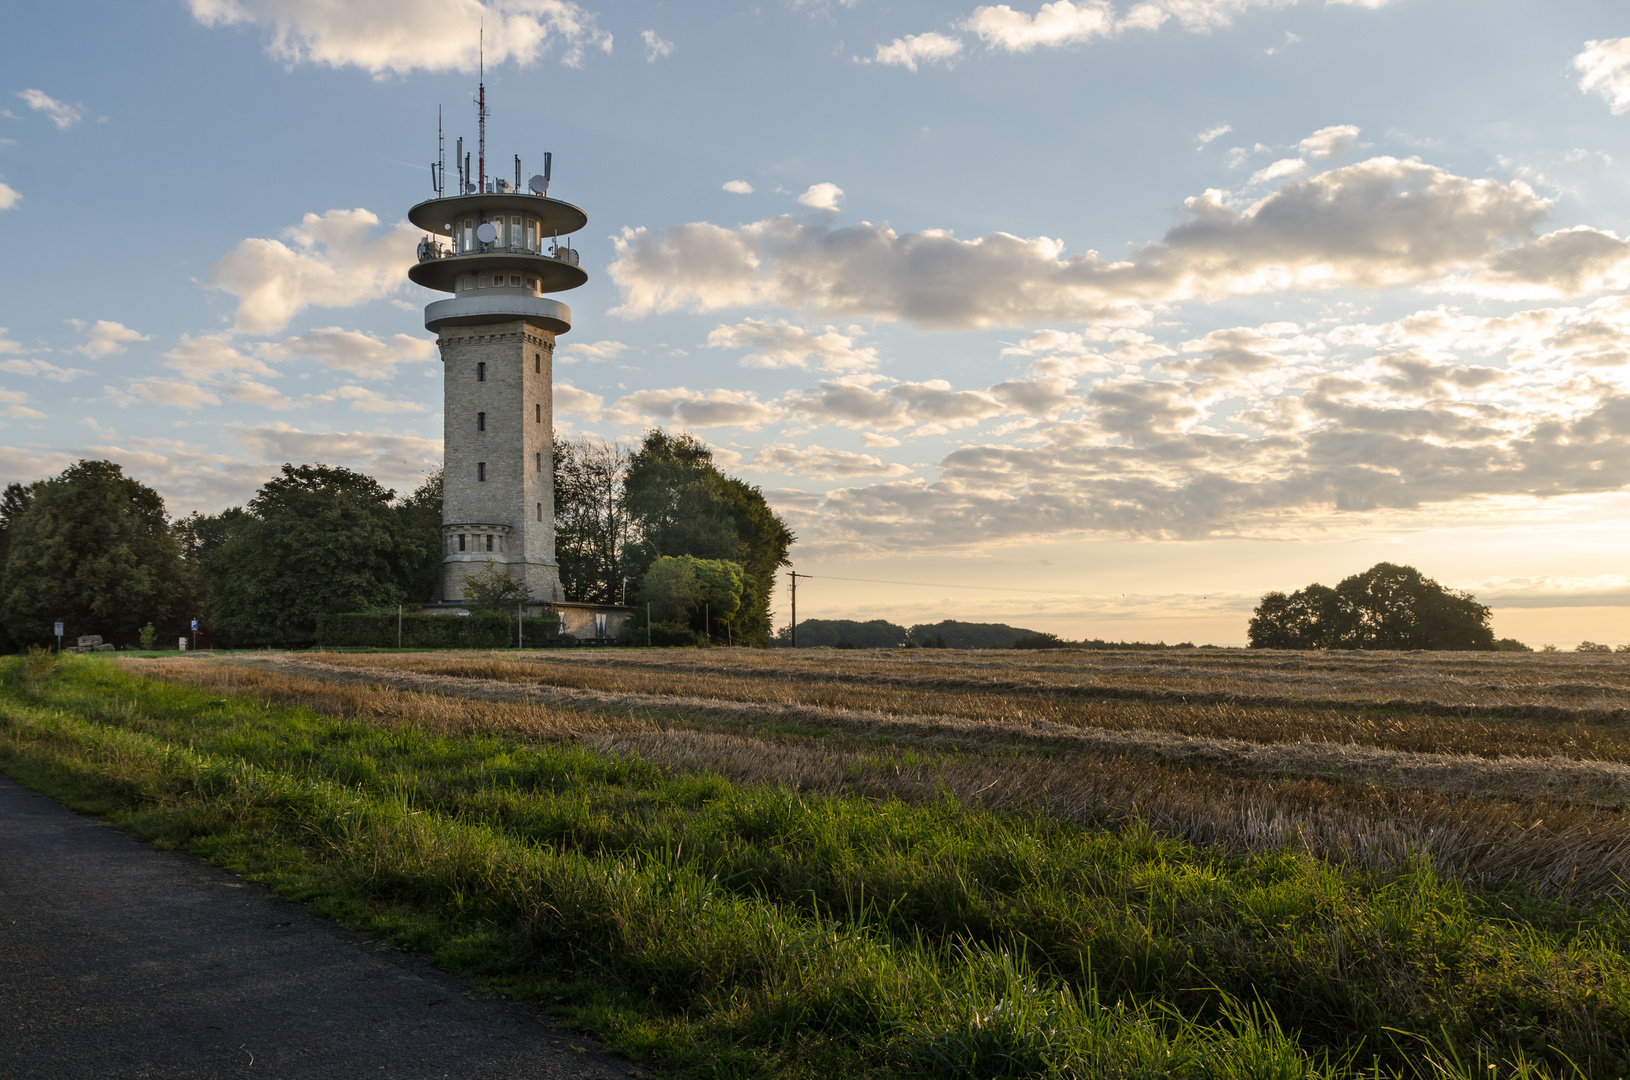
[407, 70, 585, 606]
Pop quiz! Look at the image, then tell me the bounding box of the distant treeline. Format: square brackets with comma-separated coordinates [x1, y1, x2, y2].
[774, 618, 1201, 651]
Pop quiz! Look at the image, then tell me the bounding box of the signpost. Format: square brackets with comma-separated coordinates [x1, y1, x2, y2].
[53, 622, 63, 654]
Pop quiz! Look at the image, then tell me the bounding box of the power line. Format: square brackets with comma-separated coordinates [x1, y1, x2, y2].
[793, 573, 1063, 596]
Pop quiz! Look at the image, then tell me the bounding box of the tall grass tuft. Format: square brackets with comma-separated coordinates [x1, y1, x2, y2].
[21, 645, 56, 695]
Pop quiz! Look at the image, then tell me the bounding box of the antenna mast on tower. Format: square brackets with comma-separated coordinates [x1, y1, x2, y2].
[477, 25, 486, 193]
[436, 106, 445, 198]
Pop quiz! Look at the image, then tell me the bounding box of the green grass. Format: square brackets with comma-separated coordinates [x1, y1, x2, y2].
[0, 655, 1622, 1079]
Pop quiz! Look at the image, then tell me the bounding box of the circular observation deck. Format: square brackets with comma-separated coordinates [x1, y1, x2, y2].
[408, 193, 587, 237]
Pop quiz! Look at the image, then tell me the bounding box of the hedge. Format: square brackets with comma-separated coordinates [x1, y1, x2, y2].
[315, 611, 576, 649]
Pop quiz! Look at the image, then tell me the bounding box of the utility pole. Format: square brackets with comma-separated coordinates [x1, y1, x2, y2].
[518, 603, 524, 650]
[646, 602, 651, 646]
[397, 604, 403, 649]
[787, 570, 804, 647]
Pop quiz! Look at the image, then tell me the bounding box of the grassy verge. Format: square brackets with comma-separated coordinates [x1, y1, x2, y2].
[0, 654, 1621, 1079]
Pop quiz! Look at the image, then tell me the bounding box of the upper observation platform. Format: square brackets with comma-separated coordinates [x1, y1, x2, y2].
[408, 192, 589, 295]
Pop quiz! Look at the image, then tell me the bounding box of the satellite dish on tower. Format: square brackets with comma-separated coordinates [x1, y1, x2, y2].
[476, 222, 498, 244]
[528, 174, 548, 195]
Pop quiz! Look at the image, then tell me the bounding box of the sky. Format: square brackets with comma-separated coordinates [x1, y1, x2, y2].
[2, 0, 1629, 646]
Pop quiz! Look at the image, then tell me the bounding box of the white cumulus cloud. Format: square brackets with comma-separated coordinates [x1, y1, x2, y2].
[70, 320, 150, 359]
[751, 443, 912, 479]
[258, 327, 435, 379]
[963, 1, 1115, 51]
[0, 182, 18, 211]
[798, 182, 845, 211]
[1299, 124, 1360, 159]
[874, 31, 964, 71]
[335, 385, 428, 413]
[1196, 123, 1231, 146]
[211, 209, 418, 334]
[617, 387, 782, 429]
[722, 180, 754, 194]
[187, 0, 612, 75]
[1575, 38, 1630, 115]
[706, 319, 880, 372]
[610, 157, 1574, 331]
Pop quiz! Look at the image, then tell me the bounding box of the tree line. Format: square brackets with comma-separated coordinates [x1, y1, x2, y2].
[0, 429, 793, 651]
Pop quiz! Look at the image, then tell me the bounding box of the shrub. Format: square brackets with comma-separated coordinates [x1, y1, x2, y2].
[138, 623, 158, 651]
[1576, 641, 1613, 653]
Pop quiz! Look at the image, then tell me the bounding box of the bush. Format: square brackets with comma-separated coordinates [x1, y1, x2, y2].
[1576, 641, 1613, 653]
[314, 612, 574, 649]
[615, 618, 701, 647]
[138, 623, 158, 651]
[1494, 638, 1532, 652]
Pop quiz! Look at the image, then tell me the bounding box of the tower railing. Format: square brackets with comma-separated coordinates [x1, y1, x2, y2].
[417, 238, 579, 264]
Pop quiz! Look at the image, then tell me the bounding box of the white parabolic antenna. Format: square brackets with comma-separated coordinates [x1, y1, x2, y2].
[528, 174, 548, 195]
[475, 222, 498, 244]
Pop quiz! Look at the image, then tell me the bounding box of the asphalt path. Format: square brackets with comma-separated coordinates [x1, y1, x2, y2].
[0, 775, 636, 1079]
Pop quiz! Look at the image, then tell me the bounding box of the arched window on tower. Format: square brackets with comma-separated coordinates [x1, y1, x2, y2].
[478, 462, 486, 482]
[477, 362, 485, 382]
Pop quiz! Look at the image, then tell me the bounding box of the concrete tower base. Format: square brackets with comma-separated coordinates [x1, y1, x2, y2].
[435, 317, 563, 604]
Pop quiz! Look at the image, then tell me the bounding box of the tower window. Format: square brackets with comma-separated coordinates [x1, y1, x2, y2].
[458, 534, 466, 551]
[534, 353, 540, 373]
[510, 274, 521, 287]
[535, 451, 541, 472]
[486, 534, 494, 552]
[477, 411, 486, 431]
[537, 502, 543, 522]
[535, 403, 541, 423]
[478, 462, 486, 482]
[461, 277, 473, 291]
[477, 362, 485, 382]
[527, 277, 537, 290]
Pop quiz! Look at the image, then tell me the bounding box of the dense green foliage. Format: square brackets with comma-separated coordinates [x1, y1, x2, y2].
[1249, 563, 1495, 651]
[201, 464, 427, 647]
[1014, 633, 1198, 651]
[0, 656, 1619, 1079]
[0, 461, 188, 649]
[313, 611, 572, 648]
[623, 431, 793, 646]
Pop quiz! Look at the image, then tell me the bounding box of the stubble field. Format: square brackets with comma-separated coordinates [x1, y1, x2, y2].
[3, 645, 1629, 1078]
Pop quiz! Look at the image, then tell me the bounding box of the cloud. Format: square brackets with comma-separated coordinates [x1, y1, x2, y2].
[0, 358, 90, 382]
[1575, 38, 1630, 115]
[786, 376, 1005, 432]
[1248, 157, 1304, 184]
[211, 208, 418, 334]
[706, 318, 880, 372]
[258, 327, 435, 379]
[164, 334, 280, 386]
[722, 180, 754, 194]
[798, 182, 844, 211]
[554, 383, 606, 417]
[335, 385, 428, 413]
[557, 339, 627, 362]
[1196, 123, 1231, 147]
[16, 89, 84, 130]
[617, 387, 781, 429]
[0, 181, 18, 211]
[963, 1, 1115, 51]
[118, 380, 224, 411]
[70, 319, 150, 359]
[0, 385, 45, 419]
[642, 29, 673, 61]
[232, 422, 441, 493]
[750, 443, 912, 479]
[874, 31, 964, 71]
[1299, 124, 1360, 160]
[610, 157, 1565, 330]
[187, 0, 612, 75]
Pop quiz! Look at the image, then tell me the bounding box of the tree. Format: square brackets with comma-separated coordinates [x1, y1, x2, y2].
[463, 561, 529, 612]
[205, 464, 425, 646]
[640, 556, 702, 623]
[622, 430, 794, 646]
[0, 481, 39, 651]
[1248, 562, 1493, 651]
[395, 468, 444, 604]
[0, 461, 186, 648]
[554, 436, 632, 604]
